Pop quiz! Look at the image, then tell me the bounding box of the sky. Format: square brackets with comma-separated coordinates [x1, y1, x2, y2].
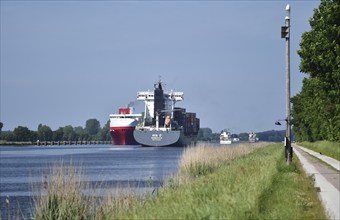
[1, 0, 320, 134]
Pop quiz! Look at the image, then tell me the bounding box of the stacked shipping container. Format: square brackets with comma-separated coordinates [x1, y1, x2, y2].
[173, 108, 199, 136]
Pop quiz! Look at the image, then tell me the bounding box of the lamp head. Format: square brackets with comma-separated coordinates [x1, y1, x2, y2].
[285, 4, 291, 20]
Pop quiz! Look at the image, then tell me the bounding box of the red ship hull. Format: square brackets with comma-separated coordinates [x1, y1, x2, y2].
[110, 126, 138, 145]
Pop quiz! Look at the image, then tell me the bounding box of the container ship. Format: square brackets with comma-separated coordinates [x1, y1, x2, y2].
[109, 107, 142, 145]
[133, 80, 200, 147]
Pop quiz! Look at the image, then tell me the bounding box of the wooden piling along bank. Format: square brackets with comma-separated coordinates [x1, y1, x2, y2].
[36, 140, 113, 146]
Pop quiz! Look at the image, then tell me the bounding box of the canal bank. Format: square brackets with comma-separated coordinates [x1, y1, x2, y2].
[0, 144, 183, 219]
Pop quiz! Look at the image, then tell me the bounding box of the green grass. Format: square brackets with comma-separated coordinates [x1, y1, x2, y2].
[115, 144, 327, 219]
[299, 141, 340, 160]
[32, 143, 328, 219]
[257, 152, 326, 219]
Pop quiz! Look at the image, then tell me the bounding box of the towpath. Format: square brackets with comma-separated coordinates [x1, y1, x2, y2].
[293, 144, 340, 220]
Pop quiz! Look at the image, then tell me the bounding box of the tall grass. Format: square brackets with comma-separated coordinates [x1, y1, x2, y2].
[33, 162, 143, 220]
[178, 142, 269, 180]
[299, 141, 340, 160]
[116, 143, 327, 219]
[33, 162, 93, 219]
[32, 143, 327, 219]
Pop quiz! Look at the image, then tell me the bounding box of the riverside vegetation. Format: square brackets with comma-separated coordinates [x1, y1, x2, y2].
[29, 142, 328, 220]
[299, 141, 340, 161]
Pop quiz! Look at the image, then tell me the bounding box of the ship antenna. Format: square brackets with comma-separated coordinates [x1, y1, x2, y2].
[154, 76, 164, 90]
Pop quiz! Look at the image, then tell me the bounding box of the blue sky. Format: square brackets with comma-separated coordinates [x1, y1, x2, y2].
[1, 1, 320, 133]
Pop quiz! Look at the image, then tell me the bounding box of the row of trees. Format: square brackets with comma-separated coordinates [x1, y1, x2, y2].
[197, 128, 285, 142]
[0, 119, 111, 142]
[292, 0, 339, 142]
[1, 121, 286, 143]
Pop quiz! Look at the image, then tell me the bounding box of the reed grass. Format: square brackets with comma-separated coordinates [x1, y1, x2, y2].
[178, 142, 269, 181]
[33, 162, 93, 219]
[32, 143, 327, 220]
[299, 141, 340, 160]
[32, 162, 143, 220]
[116, 143, 327, 219]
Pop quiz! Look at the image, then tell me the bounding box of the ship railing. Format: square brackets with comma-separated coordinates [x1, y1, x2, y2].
[135, 126, 172, 132]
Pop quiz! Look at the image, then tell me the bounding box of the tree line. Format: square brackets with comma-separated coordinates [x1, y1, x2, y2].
[197, 127, 286, 142]
[0, 119, 111, 143]
[292, 0, 339, 142]
[0, 122, 286, 143]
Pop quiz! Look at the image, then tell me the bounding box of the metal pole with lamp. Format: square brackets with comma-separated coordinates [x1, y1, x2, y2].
[281, 4, 292, 165]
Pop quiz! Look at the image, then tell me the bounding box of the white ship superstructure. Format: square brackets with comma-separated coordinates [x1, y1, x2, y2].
[249, 132, 257, 143]
[220, 130, 232, 145]
[136, 85, 184, 130]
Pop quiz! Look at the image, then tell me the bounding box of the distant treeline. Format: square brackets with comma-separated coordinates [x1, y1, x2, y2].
[0, 119, 111, 143]
[0, 121, 285, 144]
[197, 128, 286, 142]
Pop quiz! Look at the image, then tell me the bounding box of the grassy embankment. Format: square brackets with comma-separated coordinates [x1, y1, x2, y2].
[33, 143, 328, 219]
[298, 141, 340, 161]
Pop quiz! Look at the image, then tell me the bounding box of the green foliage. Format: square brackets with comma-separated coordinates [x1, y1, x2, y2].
[299, 141, 340, 160]
[62, 125, 76, 141]
[13, 126, 34, 142]
[0, 121, 3, 134]
[74, 126, 89, 141]
[0, 130, 14, 141]
[52, 127, 64, 141]
[238, 132, 249, 141]
[37, 124, 53, 141]
[85, 119, 101, 136]
[197, 128, 213, 141]
[97, 120, 111, 141]
[293, 0, 340, 142]
[256, 130, 285, 142]
[0, 118, 111, 143]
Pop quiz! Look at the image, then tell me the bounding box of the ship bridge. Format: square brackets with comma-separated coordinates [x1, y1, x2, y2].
[137, 90, 184, 121]
[137, 91, 184, 102]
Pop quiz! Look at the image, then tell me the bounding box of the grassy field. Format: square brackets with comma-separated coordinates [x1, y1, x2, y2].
[298, 141, 340, 161]
[33, 143, 328, 219]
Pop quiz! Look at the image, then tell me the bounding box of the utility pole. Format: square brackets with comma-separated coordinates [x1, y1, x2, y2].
[281, 4, 292, 165]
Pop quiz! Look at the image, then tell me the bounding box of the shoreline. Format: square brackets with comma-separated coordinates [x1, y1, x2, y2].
[0, 141, 34, 146]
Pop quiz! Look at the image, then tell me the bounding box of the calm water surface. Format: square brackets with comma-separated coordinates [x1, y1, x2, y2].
[0, 144, 184, 218]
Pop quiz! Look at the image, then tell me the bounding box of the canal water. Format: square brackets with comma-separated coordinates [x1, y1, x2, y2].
[0, 145, 184, 219]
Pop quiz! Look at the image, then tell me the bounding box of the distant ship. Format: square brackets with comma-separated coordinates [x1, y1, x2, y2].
[109, 107, 142, 145]
[249, 132, 257, 143]
[133, 80, 200, 147]
[220, 130, 232, 145]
